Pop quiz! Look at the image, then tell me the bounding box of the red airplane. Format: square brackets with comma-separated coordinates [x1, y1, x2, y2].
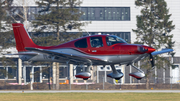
[12, 23, 173, 80]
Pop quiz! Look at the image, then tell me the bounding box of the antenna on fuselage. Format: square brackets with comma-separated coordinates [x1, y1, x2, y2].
[84, 30, 90, 36]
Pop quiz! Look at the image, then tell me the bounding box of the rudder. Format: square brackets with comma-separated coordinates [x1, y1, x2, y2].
[12, 23, 37, 52]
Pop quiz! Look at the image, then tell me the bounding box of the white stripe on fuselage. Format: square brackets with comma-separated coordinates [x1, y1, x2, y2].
[26, 48, 147, 65]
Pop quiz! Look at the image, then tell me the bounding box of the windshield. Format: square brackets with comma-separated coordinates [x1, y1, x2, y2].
[106, 36, 127, 46]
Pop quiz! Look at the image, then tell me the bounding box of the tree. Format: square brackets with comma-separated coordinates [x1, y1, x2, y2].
[10, 0, 36, 29]
[32, 0, 88, 46]
[133, 0, 175, 89]
[0, 0, 15, 57]
[0, 0, 14, 49]
[32, 0, 89, 90]
[0, 0, 16, 84]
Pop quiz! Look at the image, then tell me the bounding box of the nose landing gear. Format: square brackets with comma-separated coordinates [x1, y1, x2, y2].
[129, 64, 145, 79]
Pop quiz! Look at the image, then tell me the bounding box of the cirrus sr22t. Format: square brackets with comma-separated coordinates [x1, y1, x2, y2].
[11, 23, 173, 80]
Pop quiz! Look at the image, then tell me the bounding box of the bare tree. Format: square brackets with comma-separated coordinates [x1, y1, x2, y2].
[11, 0, 36, 29]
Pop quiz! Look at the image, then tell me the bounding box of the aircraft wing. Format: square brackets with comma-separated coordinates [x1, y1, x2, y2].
[25, 47, 107, 64]
[151, 49, 173, 56]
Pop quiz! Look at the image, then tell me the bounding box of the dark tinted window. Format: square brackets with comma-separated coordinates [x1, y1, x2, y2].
[90, 37, 103, 47]
[25, 7, 130, 21]
[75, 38, 87, 48]
[29, 32, 131, 43]
[80, 7, 130, 21]
[0, 68, 6, 79]
[8, 67, 16, 79]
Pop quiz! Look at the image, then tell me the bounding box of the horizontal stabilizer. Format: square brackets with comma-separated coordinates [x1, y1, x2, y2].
[6, 52, 39, 56]
[151, 49, 173, 56]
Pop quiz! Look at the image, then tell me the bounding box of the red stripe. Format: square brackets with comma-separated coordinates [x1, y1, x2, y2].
[129, 74, 142, 79]
[75, 75, 90, 79]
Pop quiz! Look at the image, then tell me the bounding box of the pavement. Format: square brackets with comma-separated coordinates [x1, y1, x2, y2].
[0, 90, 180, 93]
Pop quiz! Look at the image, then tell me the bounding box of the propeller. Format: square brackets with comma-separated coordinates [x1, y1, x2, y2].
[149, 53, 155, 68]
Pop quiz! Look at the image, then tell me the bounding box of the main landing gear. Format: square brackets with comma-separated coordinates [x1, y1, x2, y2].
[75, 65, 92, 80]
[107, 64, 124, 80]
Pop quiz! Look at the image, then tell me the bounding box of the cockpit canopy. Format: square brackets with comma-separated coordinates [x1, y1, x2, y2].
[74, 35, 127, 48]
[106, 35, 127, 46]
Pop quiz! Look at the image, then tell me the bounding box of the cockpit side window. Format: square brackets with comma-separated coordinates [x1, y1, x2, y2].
[106, 36, 126, 46]
[90, 37, 103, 48]
[74, 38, 87, 48]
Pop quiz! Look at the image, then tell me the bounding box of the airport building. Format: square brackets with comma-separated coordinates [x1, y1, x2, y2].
[1, 0, 180, 85]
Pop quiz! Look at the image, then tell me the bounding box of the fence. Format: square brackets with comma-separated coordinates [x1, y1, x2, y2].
[0, 77, 180, 90]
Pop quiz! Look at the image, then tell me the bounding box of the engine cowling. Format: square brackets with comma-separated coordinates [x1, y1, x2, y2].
[107, 72, 124, 80]
[129, 72, 145, 80]
[75, 72, 91, 80]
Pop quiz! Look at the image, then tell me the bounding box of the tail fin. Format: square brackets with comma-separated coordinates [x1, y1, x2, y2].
[12, 23, 38, 52]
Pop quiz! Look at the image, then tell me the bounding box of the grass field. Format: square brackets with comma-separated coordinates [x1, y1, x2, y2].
[0, 93, 180, 101]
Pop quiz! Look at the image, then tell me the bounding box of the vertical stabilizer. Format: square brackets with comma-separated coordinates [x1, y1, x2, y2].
[12, 23, 37, 52]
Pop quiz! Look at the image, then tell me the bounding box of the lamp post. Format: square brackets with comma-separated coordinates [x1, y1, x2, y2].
[170, 76, 173, 89]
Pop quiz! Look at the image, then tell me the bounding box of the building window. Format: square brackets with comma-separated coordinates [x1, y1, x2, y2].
[105, 8, 112, 20]
[30, 32, 131, 43]
[8, 67, 16, 79]
[79, 7, 130, 21]
[98, 8, 104, 20]
[42, 67, 49, 79]
[26, 67, 32, 82]
[0, 67, 6, 79]
[23, 7, 130, 21]
[28, 7, 36, 21]
[34, 67, 40, 82]
[76, 66, 83, 74]
[172, 65, 179, 83]
[88, 8, 95, 20]
[59, 66, 67, 78]
[80, 8, 88, 20]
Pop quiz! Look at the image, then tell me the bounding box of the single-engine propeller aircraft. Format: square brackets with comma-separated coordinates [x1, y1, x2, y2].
[12, 23, 173, 80]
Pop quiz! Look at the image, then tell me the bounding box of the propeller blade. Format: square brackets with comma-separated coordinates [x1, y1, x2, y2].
[149, 53, 155, 67]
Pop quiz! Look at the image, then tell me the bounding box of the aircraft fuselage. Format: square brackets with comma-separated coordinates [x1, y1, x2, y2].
[19, 35, 155, 65]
